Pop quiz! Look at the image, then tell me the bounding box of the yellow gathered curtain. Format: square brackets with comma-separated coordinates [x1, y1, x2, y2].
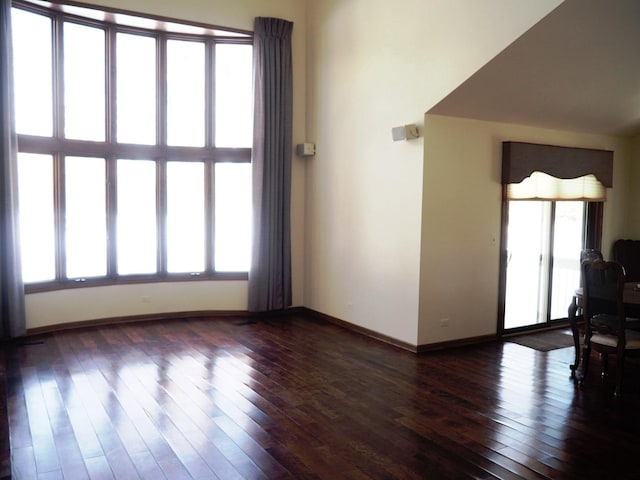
[506, 172, 606, 201]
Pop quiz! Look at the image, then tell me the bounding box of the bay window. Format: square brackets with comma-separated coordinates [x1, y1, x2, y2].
[12, 1, 253, 291]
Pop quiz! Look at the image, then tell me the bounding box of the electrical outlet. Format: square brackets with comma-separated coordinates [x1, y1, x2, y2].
[439, 318, 449, 327]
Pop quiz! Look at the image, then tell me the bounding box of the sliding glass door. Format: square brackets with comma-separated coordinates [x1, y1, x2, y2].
[503, 200, 585, 331]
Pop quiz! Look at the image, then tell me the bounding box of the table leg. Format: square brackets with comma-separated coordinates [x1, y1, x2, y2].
[568, 296, 580, 376]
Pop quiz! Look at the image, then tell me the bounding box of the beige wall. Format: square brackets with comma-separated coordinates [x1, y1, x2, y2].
[24, 0, 308, 330]
[84, 0, 301, 31]
[419, 114, 632, 345]
[304, 0, 562, 345]
[626, 134, 640, 238]
[26, 282, 248, 331]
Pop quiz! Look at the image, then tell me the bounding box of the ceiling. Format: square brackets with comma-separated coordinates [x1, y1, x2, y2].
[428, 0, 640, 137]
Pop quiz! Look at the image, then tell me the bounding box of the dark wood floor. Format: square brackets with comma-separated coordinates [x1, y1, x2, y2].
[2, 314, 640, 479]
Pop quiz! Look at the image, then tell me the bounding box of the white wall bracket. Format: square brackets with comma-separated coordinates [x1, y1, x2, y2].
[296, 142, 316, 156]
[392, 124, 419, 141]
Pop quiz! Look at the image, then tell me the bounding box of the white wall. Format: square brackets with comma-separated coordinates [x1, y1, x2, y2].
[304, 0, 562, 345]
[24, 0, 308, 330]
[419, 114, 632, 345]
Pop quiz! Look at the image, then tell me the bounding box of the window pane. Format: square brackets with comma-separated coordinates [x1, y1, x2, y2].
[166, 162, 204, 272]
[504, 201, 549, 329]
[65, 157, 107, 278]
[215, 44, 253, 147]
[550, 201, 585, 319]
[64, 22, 105, 141]
[215, 163, 251, 271]
[117, 33, 156, 144]
[167, 40, 204, 146]
[18, 154, 56, 282]
[117, 160, 157, 275]
[12, 8, 53, 136]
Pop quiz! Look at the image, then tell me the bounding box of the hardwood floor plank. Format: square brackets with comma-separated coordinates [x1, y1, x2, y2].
[21, 367, 62, 475]
[50, 336, 152, 480]
[128, 450, 168, 480]
[37, 470, 64, 480]
[5, 316, 640, 479]
[10, 446, 37, 480]
[84, 455, 114, 480]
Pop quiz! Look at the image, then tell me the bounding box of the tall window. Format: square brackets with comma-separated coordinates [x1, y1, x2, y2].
[12, 1, 253, 290]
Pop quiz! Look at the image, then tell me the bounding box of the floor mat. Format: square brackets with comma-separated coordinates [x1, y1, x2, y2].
[505, 329, 574, 351]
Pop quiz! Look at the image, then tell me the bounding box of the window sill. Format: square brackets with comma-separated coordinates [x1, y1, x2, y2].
[24, 272, 248, 294]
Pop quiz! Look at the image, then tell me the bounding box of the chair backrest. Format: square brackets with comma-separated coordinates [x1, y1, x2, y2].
[580, 248, 603, 263]
[613, 239, 640, 282]
[582, 260, 625, 332]
[579, 249, 604, 286]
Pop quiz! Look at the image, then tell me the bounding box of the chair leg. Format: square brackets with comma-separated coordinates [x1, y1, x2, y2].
[614, 353, 625, 397]
[580, 345, 591, 386]
[601, 353, 609, 380]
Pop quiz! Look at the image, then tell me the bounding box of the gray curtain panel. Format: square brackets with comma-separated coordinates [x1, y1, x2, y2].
[248, 17, 293, 312]
[0, 0, 26, 338]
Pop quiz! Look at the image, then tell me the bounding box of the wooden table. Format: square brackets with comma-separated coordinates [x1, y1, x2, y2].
[568, 282, 640, 374]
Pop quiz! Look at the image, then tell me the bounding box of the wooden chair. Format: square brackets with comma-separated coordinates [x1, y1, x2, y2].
[578, 249, 605, 311]
[580, 260, 640, 396]
[612, 240, 640, 318]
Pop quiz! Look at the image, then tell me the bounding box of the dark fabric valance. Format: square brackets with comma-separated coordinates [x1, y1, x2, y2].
[502, 142, 614, 187]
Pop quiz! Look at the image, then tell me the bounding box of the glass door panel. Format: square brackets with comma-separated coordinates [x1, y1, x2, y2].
[549, 201, 585, 319]
[504, 201, 551, 329]
[503, 200, 586, 331]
